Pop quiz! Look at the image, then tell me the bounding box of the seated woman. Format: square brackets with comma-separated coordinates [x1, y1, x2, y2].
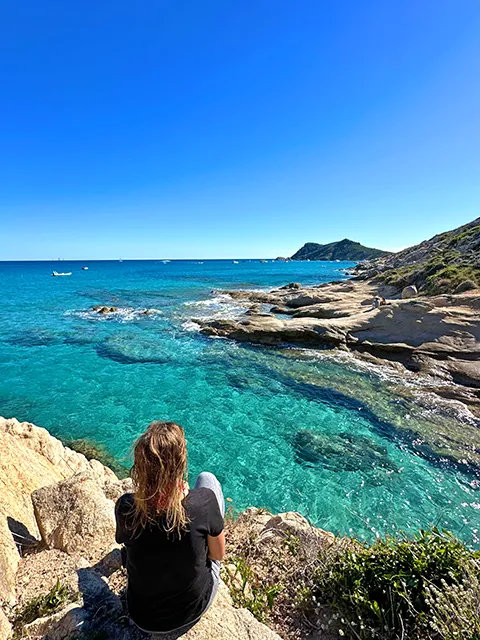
[115, 421, 225, 635]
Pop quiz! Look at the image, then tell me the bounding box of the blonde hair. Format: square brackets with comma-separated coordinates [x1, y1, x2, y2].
[131, 421, 189, 534]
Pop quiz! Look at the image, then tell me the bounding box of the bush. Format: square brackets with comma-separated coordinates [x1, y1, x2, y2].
[313, 528, 480, 639]
[12, 580, 79, 638]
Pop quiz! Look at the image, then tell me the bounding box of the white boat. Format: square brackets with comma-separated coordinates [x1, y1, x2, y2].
[82, 266, 88, 270]
[52, 271, 72, 277]
[232, 260, 239, 264]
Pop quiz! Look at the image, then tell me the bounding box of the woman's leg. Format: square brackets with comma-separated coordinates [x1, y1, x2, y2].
[193, 472, 224, 615]
[194, 471, 225, 517]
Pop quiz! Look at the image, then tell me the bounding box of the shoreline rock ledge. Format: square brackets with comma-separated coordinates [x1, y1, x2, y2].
[195, 280, 480, 412]
[0, 417, 282, 640]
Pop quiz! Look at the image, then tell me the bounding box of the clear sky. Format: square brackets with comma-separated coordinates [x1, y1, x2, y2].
[0, 1, 479, 259]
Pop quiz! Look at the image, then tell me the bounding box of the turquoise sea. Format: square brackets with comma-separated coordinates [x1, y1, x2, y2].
[1, 259, 479, 544]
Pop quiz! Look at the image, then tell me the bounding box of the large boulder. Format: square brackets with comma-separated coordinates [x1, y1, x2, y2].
[401, 285, 418, 299]
[21, 602, 87, 640]
[454, 280, 477, 294]
[32, 473, 116, 562]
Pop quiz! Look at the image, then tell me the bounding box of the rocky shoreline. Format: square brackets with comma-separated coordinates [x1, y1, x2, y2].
[0, 416, 298, 640]
[194, 279, 480, 415]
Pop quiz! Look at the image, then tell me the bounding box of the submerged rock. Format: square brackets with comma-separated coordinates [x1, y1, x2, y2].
[293, 429, 397, 473]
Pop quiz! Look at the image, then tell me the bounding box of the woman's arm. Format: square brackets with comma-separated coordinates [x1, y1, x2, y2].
[207, 531, 225, 561]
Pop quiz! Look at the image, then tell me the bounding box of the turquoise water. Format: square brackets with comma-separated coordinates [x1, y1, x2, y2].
[1, 259, 479, 544]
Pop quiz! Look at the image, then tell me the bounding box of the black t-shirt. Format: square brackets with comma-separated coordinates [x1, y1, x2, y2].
[115, 489, 224, 633]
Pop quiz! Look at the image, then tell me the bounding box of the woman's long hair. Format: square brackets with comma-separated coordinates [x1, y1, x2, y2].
[131, 421, 189, 534]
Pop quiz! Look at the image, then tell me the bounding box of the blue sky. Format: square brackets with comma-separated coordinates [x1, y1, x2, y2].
[0, 1, 479, 259]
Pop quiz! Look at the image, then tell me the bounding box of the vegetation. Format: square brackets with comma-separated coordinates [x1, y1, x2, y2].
[12, 580, 79, 638]
[377, 252, 480, 295]
[369, 219, 480, 295]
[225, 515, 480, 640]
[67, 438, 130, 478]
[313, 528, 480, 639]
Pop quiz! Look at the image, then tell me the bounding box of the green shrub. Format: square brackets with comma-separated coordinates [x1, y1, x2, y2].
[313, 528, 480, 639]
[13, 580, 79, 637]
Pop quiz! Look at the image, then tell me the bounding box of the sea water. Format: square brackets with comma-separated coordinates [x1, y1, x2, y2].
[0, 259, 479, 544]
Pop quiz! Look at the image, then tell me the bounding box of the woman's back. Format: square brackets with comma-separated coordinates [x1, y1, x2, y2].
[115, 486, 223, 632]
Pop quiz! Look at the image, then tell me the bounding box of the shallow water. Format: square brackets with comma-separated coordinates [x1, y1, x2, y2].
[1, 259, 479, 544]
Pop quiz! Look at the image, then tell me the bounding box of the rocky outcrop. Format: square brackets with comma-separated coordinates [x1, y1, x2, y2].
[0, 417, 116, 606]
[195, 282, 480, 412]
[1, 419, 284, 640]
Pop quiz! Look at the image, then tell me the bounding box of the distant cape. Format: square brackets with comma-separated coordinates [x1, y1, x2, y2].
[290, 239, 390, 261]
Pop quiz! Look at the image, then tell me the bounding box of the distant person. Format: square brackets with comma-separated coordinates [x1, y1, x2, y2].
[115, 421, 225, 635]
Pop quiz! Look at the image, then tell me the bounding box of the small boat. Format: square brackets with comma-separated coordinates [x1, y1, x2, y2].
[232, 260, 239, 264]
[119, 259, 123, 263]
[52, 271, 72, 277]
[260, 259, 268, 264]
[82, 266, 88, 270]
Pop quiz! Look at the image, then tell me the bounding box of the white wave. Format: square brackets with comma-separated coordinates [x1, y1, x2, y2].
[182, 320, 201, 332]
[65, 308, 163, 323]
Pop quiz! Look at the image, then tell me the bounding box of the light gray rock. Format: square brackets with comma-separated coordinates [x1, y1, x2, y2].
[0, 417, 117, 485]
[0, 608, 12, 640]
[401, 285, 418, 299]
[32, 473, 116, 562]
[22, 602, 87, 640]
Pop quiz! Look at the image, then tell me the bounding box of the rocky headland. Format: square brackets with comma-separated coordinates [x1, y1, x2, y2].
[291, 239, 389, 261]
[194, 219, 480, 417]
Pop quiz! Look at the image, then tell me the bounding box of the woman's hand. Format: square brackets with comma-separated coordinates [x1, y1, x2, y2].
[207, 531, 225, 561]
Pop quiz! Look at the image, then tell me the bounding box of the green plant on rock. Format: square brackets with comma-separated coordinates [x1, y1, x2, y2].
[222, 556, 282, 622]
[313, 528, 480, 639]
[13, 580, 80, 638]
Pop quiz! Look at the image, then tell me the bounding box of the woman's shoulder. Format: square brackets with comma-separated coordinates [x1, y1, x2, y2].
[185, 487, 217, 515]
[115, 492, 135, 516]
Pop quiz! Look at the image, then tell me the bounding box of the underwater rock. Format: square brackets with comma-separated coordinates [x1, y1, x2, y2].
[6, 329, 60, 348]
[97, 332, 182, 365]
[293, 429, 397, 473]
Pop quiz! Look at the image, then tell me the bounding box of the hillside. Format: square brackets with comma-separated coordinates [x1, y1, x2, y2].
[291, 239, 389, 261]
[354, 217, 480, 295]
